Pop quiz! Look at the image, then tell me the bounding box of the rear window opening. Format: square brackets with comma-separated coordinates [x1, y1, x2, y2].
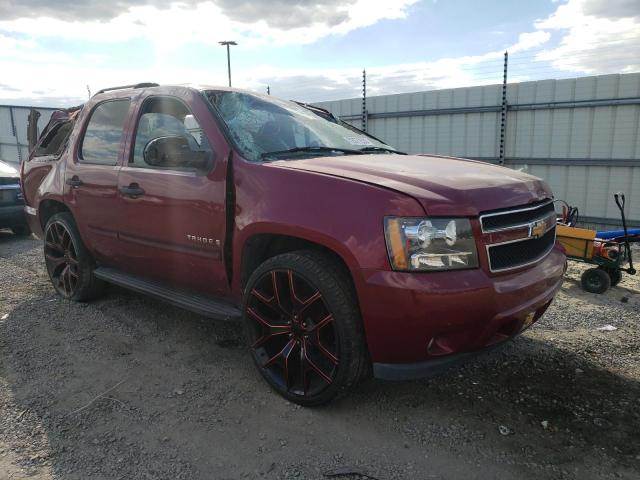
[34, 121, 73, 158]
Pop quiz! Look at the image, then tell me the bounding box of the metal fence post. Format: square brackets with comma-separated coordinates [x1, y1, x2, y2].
[498, 51, 508, 165]
[362, 69, 367, 132]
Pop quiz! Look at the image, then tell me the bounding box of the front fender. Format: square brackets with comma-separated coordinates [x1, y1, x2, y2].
[231, 158, 425, 294]
[235, 220, 364, 283]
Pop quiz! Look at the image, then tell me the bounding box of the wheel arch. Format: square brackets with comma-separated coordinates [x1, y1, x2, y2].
[238, 230, 361, 299]
[39, 199, 72, 230]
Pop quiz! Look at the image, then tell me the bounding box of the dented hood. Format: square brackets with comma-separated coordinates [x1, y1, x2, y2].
[271, 154, 552, 216]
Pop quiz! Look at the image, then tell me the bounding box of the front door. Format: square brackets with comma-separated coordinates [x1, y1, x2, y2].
[65, 98, 132, 263]
[115, 94, 229, 296]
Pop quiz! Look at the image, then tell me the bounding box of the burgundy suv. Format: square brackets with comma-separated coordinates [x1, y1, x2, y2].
[22, 83, 565, 405]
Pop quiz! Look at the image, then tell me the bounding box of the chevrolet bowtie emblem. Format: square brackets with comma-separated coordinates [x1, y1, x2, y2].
[530, 219, 546, 239]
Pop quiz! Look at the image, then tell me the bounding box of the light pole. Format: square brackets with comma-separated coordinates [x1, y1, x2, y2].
[218, 40, 237, 87]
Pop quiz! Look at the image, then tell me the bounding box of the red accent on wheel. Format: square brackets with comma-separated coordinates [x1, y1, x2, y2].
[44, 221, 80, 297]
[247, 269, 340, 397]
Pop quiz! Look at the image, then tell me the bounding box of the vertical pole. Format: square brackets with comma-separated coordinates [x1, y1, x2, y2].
[9, 106, 22, 163]
[362, 69, 367, 132]
[498, 51, 508, 165]
[267, 85, 270, 95]
[226, 44, 232, 87]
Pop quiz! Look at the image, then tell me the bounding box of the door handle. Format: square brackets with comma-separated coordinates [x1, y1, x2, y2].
[120, 184, 145, 198]
[66, 177, 83, 188]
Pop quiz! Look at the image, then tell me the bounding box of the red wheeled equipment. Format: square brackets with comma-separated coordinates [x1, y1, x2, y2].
[556, 193, 637, 294]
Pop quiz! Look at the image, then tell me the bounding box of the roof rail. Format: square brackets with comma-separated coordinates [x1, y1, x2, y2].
[94, 82, 159, 96]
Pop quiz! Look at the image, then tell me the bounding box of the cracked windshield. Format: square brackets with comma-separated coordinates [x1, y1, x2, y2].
[207, 90, 394, 161]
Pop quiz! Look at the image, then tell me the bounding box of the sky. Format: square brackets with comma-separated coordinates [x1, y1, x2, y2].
[0, 0, 639, 107]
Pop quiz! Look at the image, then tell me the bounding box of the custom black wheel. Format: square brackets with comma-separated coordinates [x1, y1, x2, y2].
[44, 212, 103, 301]
[11, 224, 31, 236]
[581, 267, 611, 294]
[243, 251, 369, 406]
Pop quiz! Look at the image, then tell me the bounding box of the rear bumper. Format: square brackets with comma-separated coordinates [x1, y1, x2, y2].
[24, 205, 43, 237]
[357, 245, 565, 369]
[0, 204, 27, 227]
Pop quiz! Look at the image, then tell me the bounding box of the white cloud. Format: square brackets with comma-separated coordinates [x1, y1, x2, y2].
[0, 0, 419, 47]
[0, 0, 407, 32]
[0, 33, 38, 50]
[0, 0, 418, 104]
[0, 26, 552, 106]
[533, 0, 640, 74]
[510, 31, 551, 53]
[1, 0, 639, 106]
[241, 31, 553, 102]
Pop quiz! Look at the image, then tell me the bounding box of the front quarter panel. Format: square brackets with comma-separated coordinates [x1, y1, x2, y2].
[232, 157, 425, 293]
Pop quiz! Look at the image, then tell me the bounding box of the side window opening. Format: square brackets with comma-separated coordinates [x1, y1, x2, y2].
[131, 96, 211, 172]
[34, 121, 73, 158]
[80, 99, 130, 165]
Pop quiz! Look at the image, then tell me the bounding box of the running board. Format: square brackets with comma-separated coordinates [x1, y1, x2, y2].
[94, 267, 241, 321]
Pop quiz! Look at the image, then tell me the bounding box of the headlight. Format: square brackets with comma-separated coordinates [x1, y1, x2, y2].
[384, 217, 478, 271]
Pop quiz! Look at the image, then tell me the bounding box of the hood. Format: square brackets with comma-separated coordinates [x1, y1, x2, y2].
[0, 160, 19, 178]
[270, 154, 551, 216]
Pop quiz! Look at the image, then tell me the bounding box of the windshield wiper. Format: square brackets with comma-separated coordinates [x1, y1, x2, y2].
[261, 146, 364, 159]
[359, 146, 406, 154]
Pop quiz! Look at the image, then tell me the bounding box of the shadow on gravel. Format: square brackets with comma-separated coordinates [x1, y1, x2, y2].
[0, 230, 39, 256]
[354, 334, 640, 458]
[1, 283, 639, 478]
[562, 274, 640, 305]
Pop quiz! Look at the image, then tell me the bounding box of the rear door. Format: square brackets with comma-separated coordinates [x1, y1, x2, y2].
[65, 98, 132, 263]
[115, 94, 229, 296]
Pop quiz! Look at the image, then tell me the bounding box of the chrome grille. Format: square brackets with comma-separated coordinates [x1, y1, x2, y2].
[480, 200, 555, 232]
[488, 228, 556, 271]
[480, 199, 557, 272]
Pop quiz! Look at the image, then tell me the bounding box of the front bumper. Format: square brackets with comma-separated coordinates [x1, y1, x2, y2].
[374, 341, 508, 381]
[356, 245, 565, 376]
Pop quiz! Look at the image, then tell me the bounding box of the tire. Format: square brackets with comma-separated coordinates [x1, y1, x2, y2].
[11, 224, 30, 236]
[581, 267, 611, 294]
[242, 250, 369, 406]
[43, 212, 104, 301]
[600, 267, 622, 287]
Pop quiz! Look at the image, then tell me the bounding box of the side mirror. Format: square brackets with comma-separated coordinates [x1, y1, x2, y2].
[143, 135, 212, 171]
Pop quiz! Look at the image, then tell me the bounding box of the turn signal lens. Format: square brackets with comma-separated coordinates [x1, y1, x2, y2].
[384, 217, 408, 269]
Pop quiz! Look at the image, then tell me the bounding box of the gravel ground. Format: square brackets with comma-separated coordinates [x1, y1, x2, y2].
[1, 230, 639, 480]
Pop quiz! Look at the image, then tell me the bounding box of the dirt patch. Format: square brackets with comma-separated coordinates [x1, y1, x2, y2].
[1, 230, 639, 479]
